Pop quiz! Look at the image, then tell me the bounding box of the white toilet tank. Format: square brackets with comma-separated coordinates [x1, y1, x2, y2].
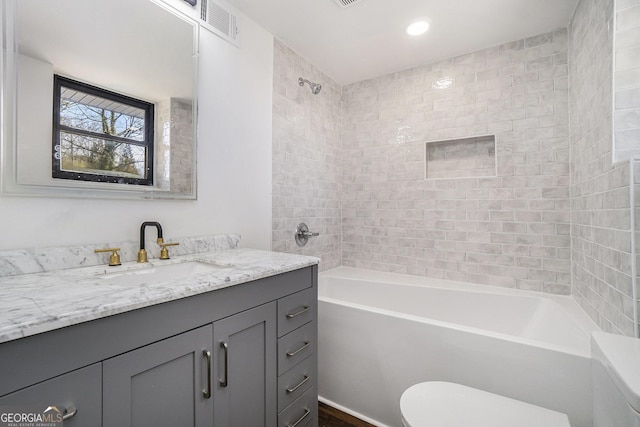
[591, 332, 640, 426]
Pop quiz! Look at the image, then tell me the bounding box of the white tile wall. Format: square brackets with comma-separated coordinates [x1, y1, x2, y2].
[341, 30, 571, 293]
[631, 159, 640, 330]
[169, 99, 194, 194]
[426, 136, 496, 179]
[271, 0, 639, 335]
[614, 0, 640, 162]
[570, 0, 636, 335]
[155, 98, 193, 193]
[272, 40, 342, 270]
[634, 159, 640, 332]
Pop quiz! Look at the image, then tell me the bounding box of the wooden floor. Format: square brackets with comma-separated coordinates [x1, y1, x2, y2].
[318, 402, 376, 427]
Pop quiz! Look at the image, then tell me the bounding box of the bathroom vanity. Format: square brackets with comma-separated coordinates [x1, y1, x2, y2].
[0, 248, 318, 427]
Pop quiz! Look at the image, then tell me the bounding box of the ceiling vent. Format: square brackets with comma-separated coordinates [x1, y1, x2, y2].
[200, 0, 240, 47]
[333, 0, 364, 8]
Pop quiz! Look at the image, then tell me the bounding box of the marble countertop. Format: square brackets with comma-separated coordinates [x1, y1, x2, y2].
[0, 249, 319, 344]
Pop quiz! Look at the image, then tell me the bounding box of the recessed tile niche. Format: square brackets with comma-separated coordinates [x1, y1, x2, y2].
[425, 135, 496, 179]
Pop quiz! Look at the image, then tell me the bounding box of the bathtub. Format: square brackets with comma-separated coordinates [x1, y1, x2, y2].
[318, 267, 599, 427]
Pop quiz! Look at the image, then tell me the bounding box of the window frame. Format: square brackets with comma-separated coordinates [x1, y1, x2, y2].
[52, 75, 155, 186]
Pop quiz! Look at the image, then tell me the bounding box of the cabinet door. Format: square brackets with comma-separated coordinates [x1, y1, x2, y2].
[213, 302, 277, 427]
[103, 325, 213, 427]
[0, 363, 101, 426]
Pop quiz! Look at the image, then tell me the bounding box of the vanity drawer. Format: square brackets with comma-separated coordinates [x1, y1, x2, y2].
[278, 322, 314, 375]
[0, 363, 102, 426]
[277, 288, 315, 337]
[278, 387, 316, 427]
[278, 355, 314, 412]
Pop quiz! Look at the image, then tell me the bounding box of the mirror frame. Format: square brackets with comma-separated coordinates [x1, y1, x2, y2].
[0, 0, 199, 200]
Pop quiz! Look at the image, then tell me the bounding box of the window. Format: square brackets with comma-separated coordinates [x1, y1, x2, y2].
[52, 75, 154, 186]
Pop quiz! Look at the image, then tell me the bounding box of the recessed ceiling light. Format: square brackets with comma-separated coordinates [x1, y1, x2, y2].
[406, 21, 429, 36]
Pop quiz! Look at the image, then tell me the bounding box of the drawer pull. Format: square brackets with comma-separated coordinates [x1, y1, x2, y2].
[220, 341, 229, 388]
[286, 375, 310, 394]
[286, 305, 310, 319]
[286, 341, 310, 357]
[62, 404, 77, 420]
[287, 408, 311, 427]
[203, 350, 212, 399]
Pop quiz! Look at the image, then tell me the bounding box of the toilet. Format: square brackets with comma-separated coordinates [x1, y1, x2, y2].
[591, 332, 640, 427]
[400, 331, 640, 427]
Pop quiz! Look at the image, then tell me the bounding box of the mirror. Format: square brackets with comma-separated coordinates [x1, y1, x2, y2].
[1, 0, 198, 199]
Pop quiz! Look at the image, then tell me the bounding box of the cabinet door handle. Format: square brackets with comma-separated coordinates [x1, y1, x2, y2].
[286, 341, 310, 357]
[220, 341, 229, 388]
[286, 305, 310, 319]
[62, 404, 77, 420]
[286, 375, 310, 394]
[287, 408, 311, 427]
[202, 350, 212, 399]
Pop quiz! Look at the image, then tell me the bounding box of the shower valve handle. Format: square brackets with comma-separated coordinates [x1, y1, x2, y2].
[294, 223, 319, 247]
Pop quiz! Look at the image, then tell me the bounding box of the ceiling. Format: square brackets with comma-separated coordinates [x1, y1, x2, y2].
[17, 0, 194, 102]
[225, 0, 579, 85]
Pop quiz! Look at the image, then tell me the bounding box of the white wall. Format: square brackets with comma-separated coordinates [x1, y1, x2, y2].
[15, 54, 53, 186]
[0, 1, 274, 251]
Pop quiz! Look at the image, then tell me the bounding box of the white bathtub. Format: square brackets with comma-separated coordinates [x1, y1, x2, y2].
[318, 267, 599, 427]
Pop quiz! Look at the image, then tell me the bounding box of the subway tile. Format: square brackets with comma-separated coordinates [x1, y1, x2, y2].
[539, 64, 569, 80]
[617, 0, 639, 11]
[616, 47, 640, 71]
[280, 12, 638, 336]
[615, 87, 640, 109]
[617, 5, 640, 31]
[616, 27, 640, 52]
[527, 80, 555, 93]
[543, 258, 571, 272]
[526, 56, 555, 71]
[530, 246, 557, 258]
[529, 269, 557, 281]
[553, 52, 569, 66]
[614, 107, 640, 130]
[526, 33, 554, 48]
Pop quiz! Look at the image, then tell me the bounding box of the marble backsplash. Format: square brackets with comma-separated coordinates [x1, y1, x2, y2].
[0, 234, 241, 278]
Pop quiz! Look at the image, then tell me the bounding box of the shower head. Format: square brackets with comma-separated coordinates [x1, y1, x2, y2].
[298, 77, 322, 95]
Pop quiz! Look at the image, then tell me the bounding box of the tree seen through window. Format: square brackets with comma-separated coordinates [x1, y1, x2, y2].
[53, 75, 154, 185]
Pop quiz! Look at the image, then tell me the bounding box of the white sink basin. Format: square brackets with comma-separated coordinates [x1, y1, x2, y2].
[98, 261, 228, 286]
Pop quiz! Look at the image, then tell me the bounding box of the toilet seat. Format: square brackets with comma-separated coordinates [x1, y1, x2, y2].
[400, 382, 571, 427]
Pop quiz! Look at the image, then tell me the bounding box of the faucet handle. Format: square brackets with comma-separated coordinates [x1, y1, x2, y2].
[94, 247, 122, 266]
[159, 242, 179, 260]
[294, 223, 319, 247]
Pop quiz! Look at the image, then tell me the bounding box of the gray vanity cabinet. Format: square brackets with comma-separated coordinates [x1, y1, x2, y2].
[0, 363, 102, 425]
[276, 287, 318, 427]
[103, 325, 214, 427]
[103, 302, 282, 427]
[213, 302, 277, 427]
[0, 265, 318, 427]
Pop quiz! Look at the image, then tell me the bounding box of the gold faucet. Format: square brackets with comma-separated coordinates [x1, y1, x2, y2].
[95, 248, 122, 266]
[159, 242, 180, 260]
